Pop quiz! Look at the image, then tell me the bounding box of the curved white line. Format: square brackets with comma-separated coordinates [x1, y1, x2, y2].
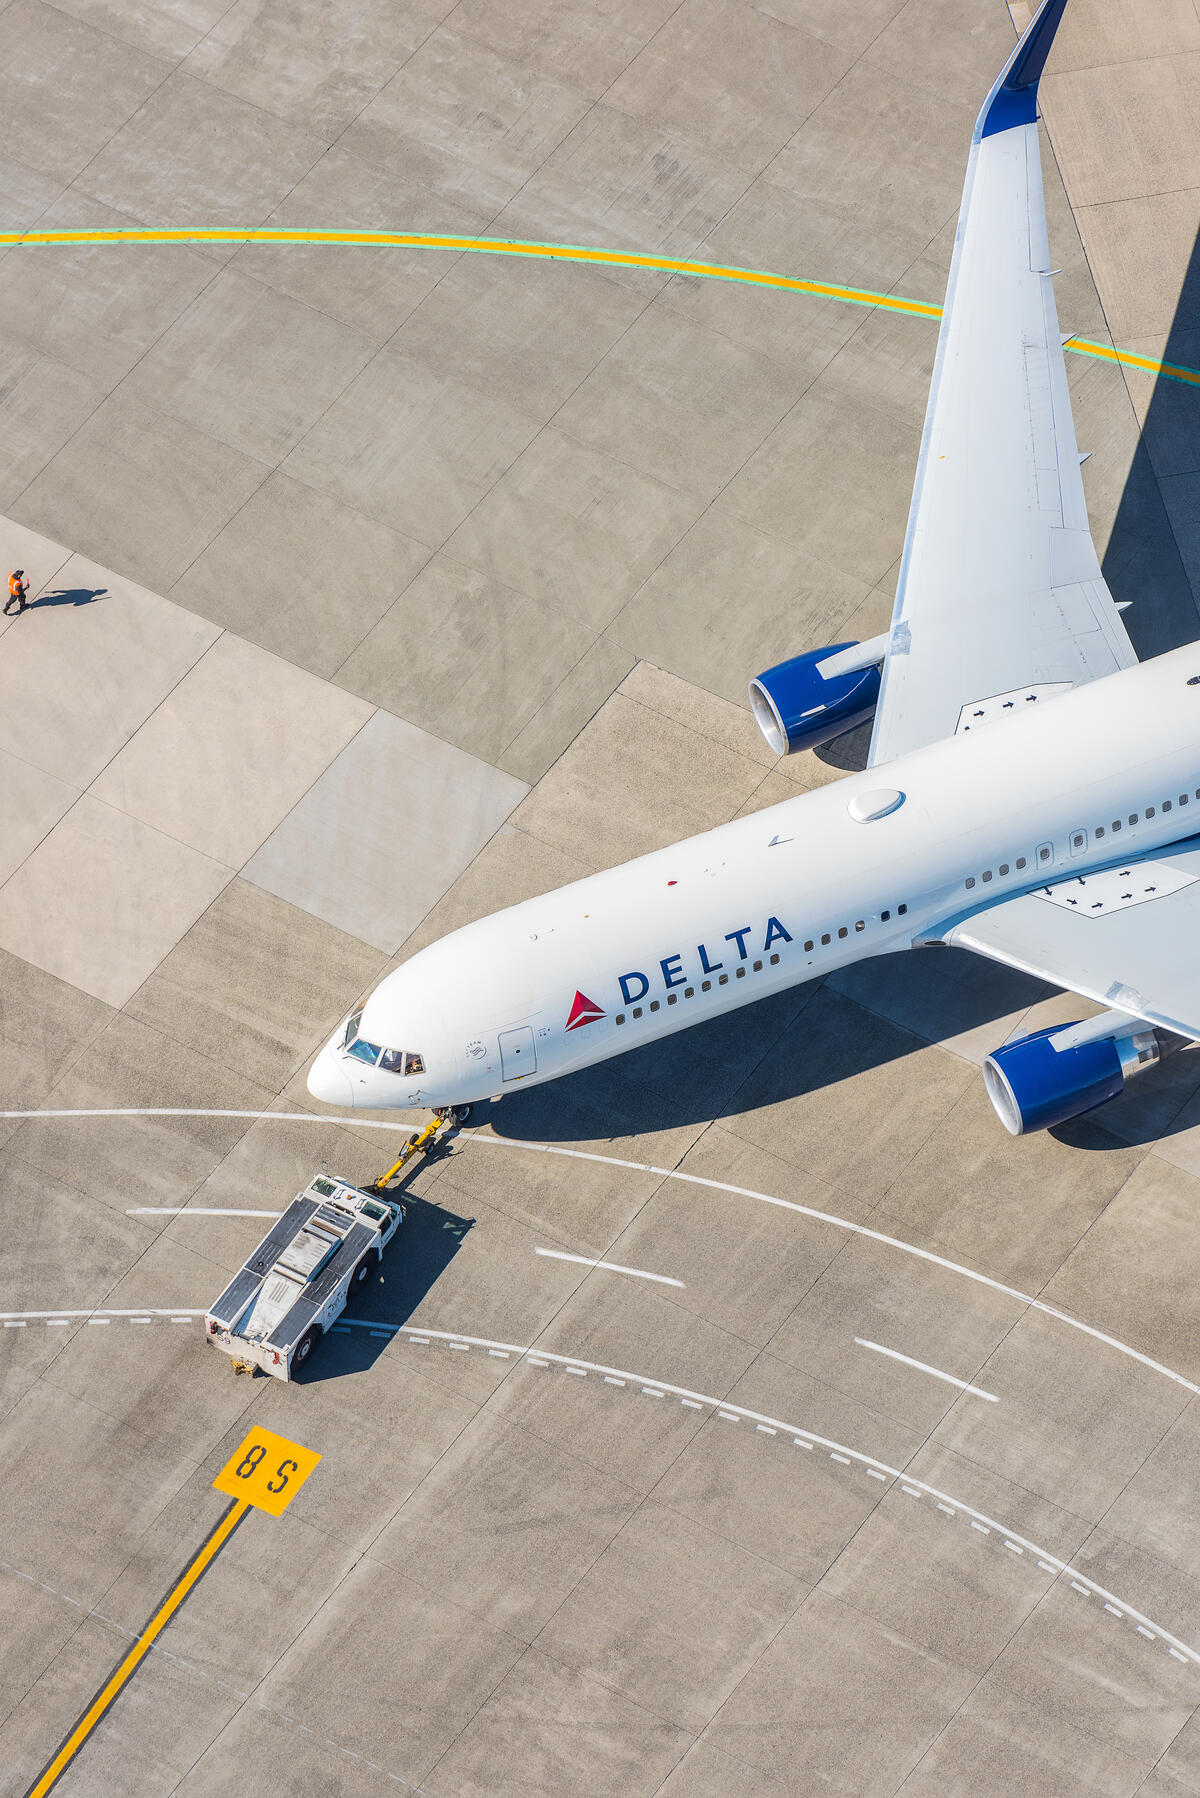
[2, 1107, 1194, 1403]
[337, 1317, 1200, 1669]
[0, 1307, 206, 1320]
[126, 1207, 282, 1217]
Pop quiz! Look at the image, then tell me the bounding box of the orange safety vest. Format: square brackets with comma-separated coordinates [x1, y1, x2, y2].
[8, 573, 24, 598]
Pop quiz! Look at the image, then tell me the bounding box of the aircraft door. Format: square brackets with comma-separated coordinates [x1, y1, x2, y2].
[499, 1026, 537, 1082]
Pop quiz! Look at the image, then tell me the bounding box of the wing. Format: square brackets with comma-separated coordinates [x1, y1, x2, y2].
[867, 0, 1136, 768]
[942, 840, 1200, 1041]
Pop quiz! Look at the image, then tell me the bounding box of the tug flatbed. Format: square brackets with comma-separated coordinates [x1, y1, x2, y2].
[204, 1174, 403, 1379]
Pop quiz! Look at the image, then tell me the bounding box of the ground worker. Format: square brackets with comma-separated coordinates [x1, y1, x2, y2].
[4, 569, 29, 615]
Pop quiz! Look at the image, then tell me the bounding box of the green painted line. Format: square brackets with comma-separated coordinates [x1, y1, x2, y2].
[0, 227, 1194, 387]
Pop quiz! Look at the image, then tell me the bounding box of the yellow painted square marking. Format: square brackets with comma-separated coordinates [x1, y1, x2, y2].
[213, 1428, 320, 1516]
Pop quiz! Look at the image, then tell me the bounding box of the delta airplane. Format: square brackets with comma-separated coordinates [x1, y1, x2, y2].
[309, 0, 1200, 1138]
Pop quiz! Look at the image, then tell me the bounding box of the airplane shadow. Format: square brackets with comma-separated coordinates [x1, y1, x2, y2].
[486, 226, 1200, 1158]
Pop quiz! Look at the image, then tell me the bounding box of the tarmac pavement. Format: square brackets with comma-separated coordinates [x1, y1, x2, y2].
[4, 1, 1200, 1794]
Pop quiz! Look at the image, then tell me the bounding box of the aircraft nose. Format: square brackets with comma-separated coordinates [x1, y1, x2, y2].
[306, 1047, 355, 1108]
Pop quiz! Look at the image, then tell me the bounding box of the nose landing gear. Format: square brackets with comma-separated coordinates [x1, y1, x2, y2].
[369, 1105, 471, 1194]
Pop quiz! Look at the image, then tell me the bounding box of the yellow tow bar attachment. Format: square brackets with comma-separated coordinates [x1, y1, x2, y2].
[370, 1110, 453, 1193]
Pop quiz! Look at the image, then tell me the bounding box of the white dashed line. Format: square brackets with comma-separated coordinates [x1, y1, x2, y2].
[641, 1386, 664, 1397]
[1070, 1581, 1091, 1596]
[1105, 1604, 1124, 1618]
[488, 1350, 508, 1359]
[447, 1342, 469, 1352]
[1138, 1627, 1157, 1640]
[718, 1411, 739, 1423]
[1004, 1541, 1022, 1554]
[902, 1485, 922, 1497]
[794, 1438, 813, 1450]
[604, 1376, 625, 1387]
[526, 1355, 547, 1367]
[936, 1503, 957, 1516]
[533, 1246, 684, 1287]
[756, 1424, 776, 1435]
[1038, 1561, 1056, 1573]
[830, 1452, 851, 1465]
[564, 1365, 586, 1377]
[681, 1398, 703, 1409]
[867, 1468, 887, 1481]
[1172, 1649, 1189, 1663]
[970, 1522, 990, 1535]
[853, 1338, 999, 1401]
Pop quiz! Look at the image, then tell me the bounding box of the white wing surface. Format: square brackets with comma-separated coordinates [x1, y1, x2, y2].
[944, 841, 1200, 1041]
[868, 0, 1136, 768]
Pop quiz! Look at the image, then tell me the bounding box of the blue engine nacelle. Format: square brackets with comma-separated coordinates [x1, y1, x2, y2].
[748, 644, 881, 755]
[983, 1023, 1161, 1136]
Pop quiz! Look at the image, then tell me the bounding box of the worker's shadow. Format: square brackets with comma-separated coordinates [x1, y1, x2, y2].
[295, 1186, 475, 1382]
[26, 585, 107, 610]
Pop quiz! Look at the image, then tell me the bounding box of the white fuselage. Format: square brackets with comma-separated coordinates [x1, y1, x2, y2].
[306, 646, 1200, 1113]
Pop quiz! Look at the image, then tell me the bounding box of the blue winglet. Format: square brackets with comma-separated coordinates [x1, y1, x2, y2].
[976, 0, 1070, 140]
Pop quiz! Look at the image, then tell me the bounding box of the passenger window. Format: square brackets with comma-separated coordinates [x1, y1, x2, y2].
[838, 926, 848, 938]
[999, 863, 1009, 876]
[1146, 806, 1155, 818]
[1179, 795, 1188, 806]
[1095, 826, 1105, 838]
[1129, 814, 1138, 826]
[1016, 856, 1027, 869]
[898, 904, 908, 916]
[855, 920, 865, 932]
[1037, 843, 1053, 863]
[804, 941, 814, 952]
[821, 933, 831, 945]
[1163, 799, 1173, 812]
[881, 910, 891, 921]
[1111, 821, 1121, 832]
[649, 1000, 660, 1012]
[1070, 830, 1087, 856]
[982, 870, 993, 883]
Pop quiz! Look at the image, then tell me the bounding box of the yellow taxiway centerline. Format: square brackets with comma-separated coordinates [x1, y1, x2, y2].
[1, 227, 1196, 386]
[24, 1498, 251, 1798]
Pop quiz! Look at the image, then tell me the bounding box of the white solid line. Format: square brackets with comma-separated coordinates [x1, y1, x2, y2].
[854, 1338, 999, 1401]
[0, 1307, 207, 1321]
[533, 1246, 684, 1287]
[126, 1207, 282, 1217]
[13, 1108, 1200, 1406]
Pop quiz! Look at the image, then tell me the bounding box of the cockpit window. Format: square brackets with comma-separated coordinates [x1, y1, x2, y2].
[343, 1010, 363, 1048]
[347, 1037, 383, 1066]
[404, 1051, 424, 1075]
[378, 1046, 425, 1076]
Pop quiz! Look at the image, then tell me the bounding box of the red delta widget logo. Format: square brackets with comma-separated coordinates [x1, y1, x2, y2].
[615, 916, 793, 1005]
[565, 991, 606, 1031]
